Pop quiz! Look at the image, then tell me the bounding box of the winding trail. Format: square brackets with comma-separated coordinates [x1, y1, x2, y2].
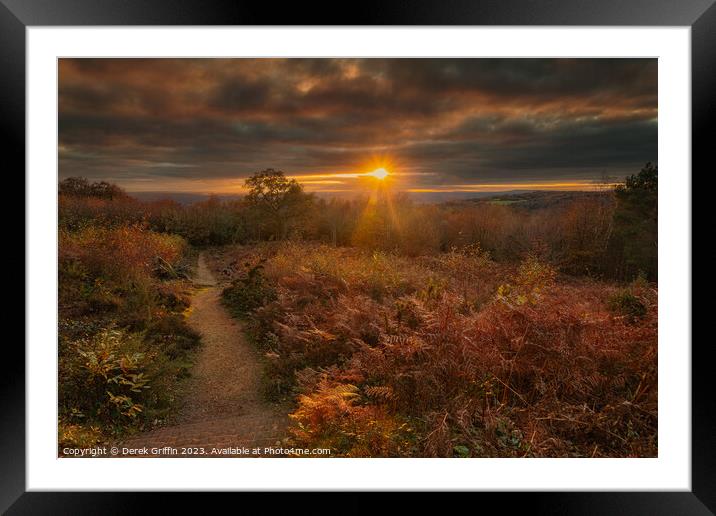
[117, 252, 289, 457]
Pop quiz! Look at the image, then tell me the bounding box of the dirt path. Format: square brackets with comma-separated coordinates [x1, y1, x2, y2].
[117, 252, 289, 457]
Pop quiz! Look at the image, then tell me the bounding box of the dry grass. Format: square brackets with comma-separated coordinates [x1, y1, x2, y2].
[215, 242, 657, 457]
[59, 224, 185, 282]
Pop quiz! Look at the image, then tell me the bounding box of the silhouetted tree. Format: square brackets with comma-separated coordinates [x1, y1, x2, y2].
[244, 169, 314, 240]
[59, 177, 128, 200]
[609, 162, 658, 280]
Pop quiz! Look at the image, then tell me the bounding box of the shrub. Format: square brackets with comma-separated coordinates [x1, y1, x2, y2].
[59, 224, 187, 325]
[145, 314, 201, 360]
[496, 254, 557, 307]
[59, 329, 155, 428]
[59, 224, 186, 284]
[155, 283, 192, 312]
[221, 261, 277, 317]
[290, 380, 417, 457]
[58, 422, 104, 450]
[608, 289, 647, 322]
[394, 297, 423, 329]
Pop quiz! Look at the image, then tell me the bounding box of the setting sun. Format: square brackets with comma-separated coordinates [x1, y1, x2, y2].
[367, 167, 389, 180]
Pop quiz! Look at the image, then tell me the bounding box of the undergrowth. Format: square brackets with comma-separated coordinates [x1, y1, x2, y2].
[214, 242, 657, 457]
[58, 224, 201, 450]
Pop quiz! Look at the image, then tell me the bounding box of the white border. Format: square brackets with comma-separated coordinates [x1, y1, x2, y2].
[27, 27, 691, 491]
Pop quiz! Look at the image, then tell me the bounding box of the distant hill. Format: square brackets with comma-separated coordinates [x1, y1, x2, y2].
[128, 190, 514, 205]
[128, 189, 611, 208]
[457, 190, 613, 210]
[404, 190, 534, 203]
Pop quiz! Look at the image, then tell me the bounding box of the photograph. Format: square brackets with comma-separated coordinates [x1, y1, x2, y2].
[57, 57, 658, 459]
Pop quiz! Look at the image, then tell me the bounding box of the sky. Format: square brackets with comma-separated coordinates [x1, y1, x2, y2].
[58, 58, 657, 196]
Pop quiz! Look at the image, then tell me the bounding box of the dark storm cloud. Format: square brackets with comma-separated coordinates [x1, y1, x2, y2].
[411, 115, 658, 178]
[209, 78, 276, 113]
[371, 59, 656, 100]
[58, 58, 657, 191]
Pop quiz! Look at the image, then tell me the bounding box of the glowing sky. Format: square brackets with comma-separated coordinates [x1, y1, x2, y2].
[58, 58, 657, 195]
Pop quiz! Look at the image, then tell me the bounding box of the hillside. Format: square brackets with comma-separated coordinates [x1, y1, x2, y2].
[57, 167, 657, 458]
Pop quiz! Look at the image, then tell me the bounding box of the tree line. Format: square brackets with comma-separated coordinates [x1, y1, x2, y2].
[59, 163, 658, 281]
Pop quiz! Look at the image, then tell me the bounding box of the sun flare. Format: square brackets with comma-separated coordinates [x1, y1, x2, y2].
[366, 167, 389, 180]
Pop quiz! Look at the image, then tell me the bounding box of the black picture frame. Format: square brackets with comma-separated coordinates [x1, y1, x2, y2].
[5, 0, 710, 512]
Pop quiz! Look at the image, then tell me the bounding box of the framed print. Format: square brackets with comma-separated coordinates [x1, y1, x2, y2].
[6, 0, 711, 512]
